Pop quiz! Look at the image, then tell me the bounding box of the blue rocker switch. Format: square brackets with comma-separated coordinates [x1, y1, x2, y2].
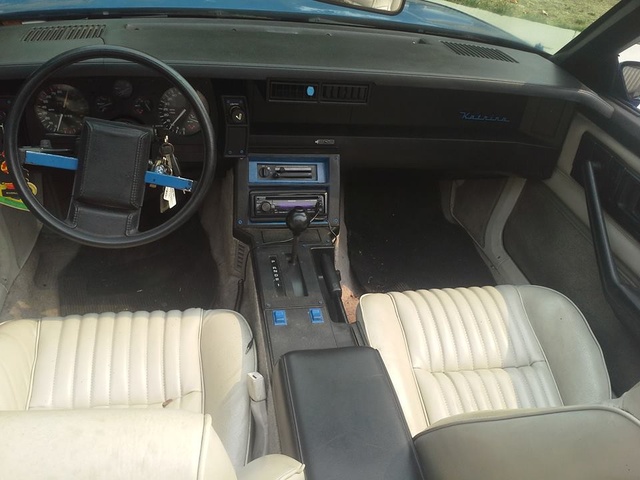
[309, 308, 324, 324]
[272, 310, 287, 326]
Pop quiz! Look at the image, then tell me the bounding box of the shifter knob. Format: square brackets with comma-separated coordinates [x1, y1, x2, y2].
[286, 207, 311, 236]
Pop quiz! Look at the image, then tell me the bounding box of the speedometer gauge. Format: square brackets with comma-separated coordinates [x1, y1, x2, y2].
[34, 84, 89, 135]
[158, 87, 209, 136]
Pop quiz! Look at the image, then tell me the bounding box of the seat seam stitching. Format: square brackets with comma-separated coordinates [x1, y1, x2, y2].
[26, 320, 41, 410]
[88, 316, 99, 408]
[71, 317, 83, 409]
[433, 291, 460, 371]
[127, 314, 133, 406]
[469, 370, 490, 410]
[198, 310, 205, 414]
[514, 365, 536, 407]
[196, 415, 207, 479]
[450, 289, 477, 370]
[472, 287, 502, 367]
[503, 285, 538, 366]
[161, 314, 166, 401]
[417, 291, 445, 373]
[50, 320, 65, 408]
[389, 294, 431, 426]
[108, 314, 117, 407]
[531, 363, 556, 407]
[177, 313, 182, 404]
[407, 292, 433, 371]
[514, 287, 564, 406]
[144, 314, 149, 405]
[491, 370, 509, 409]
[451, 371, 480, 411]
[485, 288, 520, 367]
[520, 365, 547, 407]
[432, 372, 455, 417]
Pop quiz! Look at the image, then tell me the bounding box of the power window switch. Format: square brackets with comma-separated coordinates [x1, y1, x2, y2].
[309, 308, 324, 324]
[272, 310, 287, 326]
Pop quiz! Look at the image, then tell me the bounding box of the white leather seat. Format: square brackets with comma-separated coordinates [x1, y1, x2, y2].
[357, 285, 612, 436]
[0, 308, 255, 468]
[0, 409, 305, 480]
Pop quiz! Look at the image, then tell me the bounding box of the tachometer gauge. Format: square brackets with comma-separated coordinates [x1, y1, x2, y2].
[34, 84, 89, 135]
[158, 87, 209, 136]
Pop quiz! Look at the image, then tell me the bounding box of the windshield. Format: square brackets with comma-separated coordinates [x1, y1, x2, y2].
[0, 0, 623, 54]
[434, 0, 621, 54]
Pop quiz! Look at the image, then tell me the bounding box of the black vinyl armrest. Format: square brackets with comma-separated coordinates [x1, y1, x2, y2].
[273, 347, 424, 480]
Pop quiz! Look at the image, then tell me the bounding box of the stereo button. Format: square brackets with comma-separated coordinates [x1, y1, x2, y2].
[260, 201, 273, 213]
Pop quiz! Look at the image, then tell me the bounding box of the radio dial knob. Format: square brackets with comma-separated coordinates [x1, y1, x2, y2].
[259, 167, 272, 178]
[260, 201, 273, 213]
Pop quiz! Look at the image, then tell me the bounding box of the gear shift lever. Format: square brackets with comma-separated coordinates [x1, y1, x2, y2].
[286, 207, 311, 265]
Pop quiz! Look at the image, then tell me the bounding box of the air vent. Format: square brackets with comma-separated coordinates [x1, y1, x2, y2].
[442, 41, 518, 63]
[269, 82, 319, 102]
[268, 81, 369, 104]
[321, 84, 368, 103]
[23, 25, 105, 42]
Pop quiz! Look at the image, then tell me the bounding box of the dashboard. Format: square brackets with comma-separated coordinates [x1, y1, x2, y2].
[0, 17, 612, 179]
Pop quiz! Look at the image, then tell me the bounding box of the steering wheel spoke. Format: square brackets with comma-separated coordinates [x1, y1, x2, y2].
[5, 45, 215, 248]
[23, 151, 196, 192]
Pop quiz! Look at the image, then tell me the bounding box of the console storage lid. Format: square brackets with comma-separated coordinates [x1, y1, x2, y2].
[272, 347, 424, 480]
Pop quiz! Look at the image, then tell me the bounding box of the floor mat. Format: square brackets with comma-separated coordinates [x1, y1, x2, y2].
[345, 170, 495, 293]
[58, 217, 217, 315]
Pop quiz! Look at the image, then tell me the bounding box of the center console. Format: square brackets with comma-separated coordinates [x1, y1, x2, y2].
[234, 153, 360, 362]
[232, 149, 421, 480]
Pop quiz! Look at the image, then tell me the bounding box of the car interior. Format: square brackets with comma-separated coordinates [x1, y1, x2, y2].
[2, 0, 640, 478]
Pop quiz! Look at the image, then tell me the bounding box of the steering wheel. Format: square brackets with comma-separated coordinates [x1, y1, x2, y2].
[4, 45, 216, 248]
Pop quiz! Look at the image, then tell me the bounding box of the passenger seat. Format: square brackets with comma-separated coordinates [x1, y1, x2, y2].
[356, 285, 611, 435]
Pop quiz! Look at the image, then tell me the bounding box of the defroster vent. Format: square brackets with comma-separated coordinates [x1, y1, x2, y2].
[442, 41, 518, 63]
[23, 25, 105, 42]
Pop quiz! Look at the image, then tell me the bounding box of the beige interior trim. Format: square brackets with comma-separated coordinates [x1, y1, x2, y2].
[546, 112, 640, 280]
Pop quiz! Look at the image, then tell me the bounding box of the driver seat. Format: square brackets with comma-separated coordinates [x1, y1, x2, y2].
[0, 308, 303, 478]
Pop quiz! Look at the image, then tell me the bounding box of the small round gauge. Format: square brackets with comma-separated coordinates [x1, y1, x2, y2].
[95, 95, 114, 113]
[133, 97, 153, 115]
[158, 87, 209, 136]
[33, 84, 89, 135]
[113, 79, 133, 99]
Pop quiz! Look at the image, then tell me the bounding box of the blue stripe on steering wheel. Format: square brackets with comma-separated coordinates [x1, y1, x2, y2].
[24, 151, 194, 192]
[25, 151, 78, 170]
[144, 172, 193, 191]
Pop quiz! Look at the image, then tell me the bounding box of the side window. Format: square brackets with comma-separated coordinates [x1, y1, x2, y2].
[619, 42, 640, 110]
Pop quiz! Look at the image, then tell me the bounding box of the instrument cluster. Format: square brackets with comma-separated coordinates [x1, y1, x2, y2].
[29, 77, 211, 138]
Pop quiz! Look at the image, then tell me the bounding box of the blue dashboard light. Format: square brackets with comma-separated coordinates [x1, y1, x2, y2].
[306, 86, 315, 97]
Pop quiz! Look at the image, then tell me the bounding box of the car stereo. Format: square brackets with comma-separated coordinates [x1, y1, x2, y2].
[235, 154, 340, 228]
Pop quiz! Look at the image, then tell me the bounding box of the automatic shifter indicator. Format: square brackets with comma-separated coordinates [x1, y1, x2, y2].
[269, 256, 285, 295]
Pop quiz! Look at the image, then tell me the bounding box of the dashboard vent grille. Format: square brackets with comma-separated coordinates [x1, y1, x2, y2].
[268, 81, 369, 103]
[321, 84, 369, 103]
[23, 25, 105, 42]
[442, 41, 518, 63]
[269, 82, 319, 102]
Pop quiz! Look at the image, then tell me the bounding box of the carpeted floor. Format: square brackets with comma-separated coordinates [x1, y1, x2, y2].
[43, 217, 218, 315]
[345, 169, 495, 293]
